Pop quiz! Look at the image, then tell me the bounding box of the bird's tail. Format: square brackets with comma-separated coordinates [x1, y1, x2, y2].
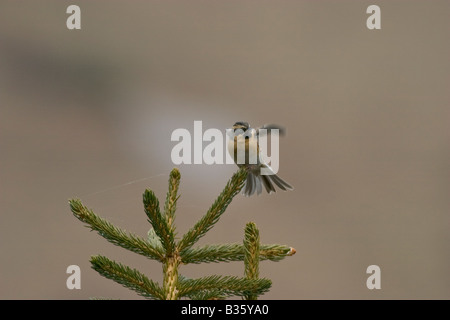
[242, 169, 293, 197]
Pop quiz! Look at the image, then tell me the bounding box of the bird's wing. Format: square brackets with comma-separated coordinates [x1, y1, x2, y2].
[257, 124, 286, 136]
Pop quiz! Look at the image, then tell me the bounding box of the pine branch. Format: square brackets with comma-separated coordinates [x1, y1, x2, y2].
[185, 290, 226, 300]
[260, 244, 296, 261]
[90, 255, 164, 300]
[163, 256, 181, 300]
[70, 168, 296, 300]
[178, 275, 271, 299]
[143, 189, 175, 256]
[69, 199, 164, 262]
[177, 275, 226, 300]
[178, 168, 247, 253]
[180, 243, 295, 264]
[164, 168, 181, 228]
[181, 243, 245, 264]
[243, 222, 260, 300]
[244, 222, 260, 279]
[147, 228, 163, 250]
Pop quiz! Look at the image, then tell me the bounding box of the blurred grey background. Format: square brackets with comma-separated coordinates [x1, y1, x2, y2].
[0, 1, 449, 299]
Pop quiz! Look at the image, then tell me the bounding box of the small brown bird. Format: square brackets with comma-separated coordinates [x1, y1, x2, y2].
[227, 121, 293, 196]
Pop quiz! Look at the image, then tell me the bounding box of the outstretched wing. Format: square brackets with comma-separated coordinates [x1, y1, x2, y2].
[257, 124, 287, 136]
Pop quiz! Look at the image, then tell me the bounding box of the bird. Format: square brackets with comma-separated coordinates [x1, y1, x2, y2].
[227, 121, 293, 196]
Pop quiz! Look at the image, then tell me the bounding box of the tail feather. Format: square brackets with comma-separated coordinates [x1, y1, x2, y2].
[242, 171, 293, 196]
[255, 175, 262, 195]
[269, 174, 287, 191]
[244, 173, 253, 196]
[243, 172, 261, 196]
[270, 174, 294, 191]
[260, 174, 276, 194]
[250, 174, 257, 196]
